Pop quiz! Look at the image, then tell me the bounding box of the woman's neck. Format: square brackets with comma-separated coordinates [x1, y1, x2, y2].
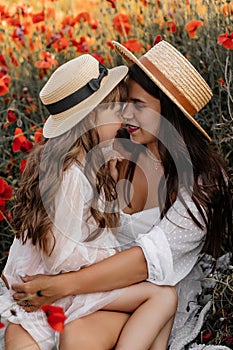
[146, 140, 160, 161]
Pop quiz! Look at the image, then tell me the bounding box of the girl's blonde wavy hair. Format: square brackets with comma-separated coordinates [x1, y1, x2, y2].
[13, 81, 127, 255]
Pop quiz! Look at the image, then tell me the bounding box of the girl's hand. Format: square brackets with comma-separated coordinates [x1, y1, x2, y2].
[12, 274, 65, 312]
[109, 157, 122, 182]
[104, 150, 123, 182]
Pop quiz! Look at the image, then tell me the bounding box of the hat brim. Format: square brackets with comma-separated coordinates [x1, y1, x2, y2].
[112, 41, 211, 141]
[43, 65, 128, 138]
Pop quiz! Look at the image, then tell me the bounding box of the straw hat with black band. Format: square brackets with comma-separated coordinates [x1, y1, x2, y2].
[112, 40, 212, 141]
[40, 54, 128, 138]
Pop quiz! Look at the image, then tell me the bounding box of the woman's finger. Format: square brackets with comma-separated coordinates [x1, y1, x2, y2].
[12, 283, 27, 293]
[13, 292, 27, 301]
[22, 305, 39, 313]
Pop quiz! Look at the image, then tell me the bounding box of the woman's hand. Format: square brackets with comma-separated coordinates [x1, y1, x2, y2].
[12, 273, 66, 312]
[12, 247, 147, 312]
[104, 149, 123, 182]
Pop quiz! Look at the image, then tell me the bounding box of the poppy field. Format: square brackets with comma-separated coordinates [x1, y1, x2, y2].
[0, 0, 233, 346]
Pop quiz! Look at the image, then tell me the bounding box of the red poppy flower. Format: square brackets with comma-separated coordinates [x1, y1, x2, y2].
[0, 73, 11, 96]
[12, 24, 29, 44]
[46, 33, 61, 48]
[31, 11, 45, 24]
[222, 2, 233, 16]
[167, 20, 176, 33]
[0, 198, 5, 208]
[46, 7, 56, 20]
[122, 39, 142, 52]
[35, 51, 58, 69]
[92, 54, 105, 65]
[52, 37, 69, 52]
[42, 305, 67, 333]
[113, 14, 131, 36]
[218, 77, 226, 86]
[75, 12, 90, 23]
[34, 128, 43, 144]
[62, 16, 76, 28]
[218, 29, 233, 50]
[89, 18, 98, 29]
[12, 128, 34, 153]
[7, 110, 17, 123]
[71, 37, 90, 53]
[0, 54, 8, 71]
[0, 322, 5, 329]
[107, 0, 117, 9]
[0, 178, 13, 205]
[107, 41, 114, 49]
[20, 159, 27, 173]
[0, 4, 10, 20]
[6, 15, 21, 27]
[201, 330, 214, 342]
[153, 34, 162, 46]
[185, 20, 203, 38]
[0, 209, 5, 222]
[9, 51, 19, 67]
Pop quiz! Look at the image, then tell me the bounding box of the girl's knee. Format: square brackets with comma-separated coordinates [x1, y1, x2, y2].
[59, 318, 108, 350]
[162, 285, 178, 311]
[60, 319, 90, 350]
[149, 284, 178, 311]
[5, 324, 40, 350]
[5, 324, 20, 347]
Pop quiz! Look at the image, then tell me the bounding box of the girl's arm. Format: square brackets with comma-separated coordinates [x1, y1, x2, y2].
[12, 247, 148, 309]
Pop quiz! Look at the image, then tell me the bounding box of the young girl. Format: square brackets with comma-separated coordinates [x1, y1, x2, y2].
[1, 54, 177, 350]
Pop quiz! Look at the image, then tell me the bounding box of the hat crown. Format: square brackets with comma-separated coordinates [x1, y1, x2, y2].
[144, 41, 212, 113]
[40, 55, 100, 105]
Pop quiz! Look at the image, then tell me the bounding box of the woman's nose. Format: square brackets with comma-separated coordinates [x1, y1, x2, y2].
[122, 103, 134, 121]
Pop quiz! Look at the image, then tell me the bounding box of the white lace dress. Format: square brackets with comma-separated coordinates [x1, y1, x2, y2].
[0, 164, 122, 350]
[117, 189, 207, 338]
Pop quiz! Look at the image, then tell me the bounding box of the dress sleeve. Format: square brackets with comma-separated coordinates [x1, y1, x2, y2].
[136, 189, 206, 286]
[41, 165, 96, 273]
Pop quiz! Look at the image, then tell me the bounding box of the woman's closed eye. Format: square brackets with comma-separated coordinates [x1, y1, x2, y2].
[134, 103, 145, 110]
[128, 98, 146, 111]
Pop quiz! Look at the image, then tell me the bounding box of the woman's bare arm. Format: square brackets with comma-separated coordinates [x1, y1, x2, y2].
[12, 247, 147, 309]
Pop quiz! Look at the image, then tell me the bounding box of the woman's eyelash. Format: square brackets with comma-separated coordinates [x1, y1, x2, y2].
[135, 103, 144, 110]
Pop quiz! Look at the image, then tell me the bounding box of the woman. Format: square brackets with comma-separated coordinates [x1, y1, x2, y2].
[9, 41, 232, 349]
[1, 53, 177, 350]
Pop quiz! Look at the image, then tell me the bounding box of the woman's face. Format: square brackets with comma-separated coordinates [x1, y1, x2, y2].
[123, 79, 161, 147]
[95, 103, 123, 144]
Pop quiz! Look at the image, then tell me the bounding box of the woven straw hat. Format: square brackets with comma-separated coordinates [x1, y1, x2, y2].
[112, 40, 212, 141]
[40, 54, 128, 138]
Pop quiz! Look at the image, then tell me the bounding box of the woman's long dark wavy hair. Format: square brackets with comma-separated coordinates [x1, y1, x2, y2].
[13, 82, 126, 255]
[119, 64, 232, 259]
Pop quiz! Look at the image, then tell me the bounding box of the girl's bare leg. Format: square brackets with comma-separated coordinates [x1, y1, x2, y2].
[149, 316, 175, 350]
[103, 282, 177, 350]
[5, 324, 40, 350]
[59, 310, 129, 350]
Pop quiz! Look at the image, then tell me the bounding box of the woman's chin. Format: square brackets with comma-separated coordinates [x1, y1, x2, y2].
[130, 135, 141, 144]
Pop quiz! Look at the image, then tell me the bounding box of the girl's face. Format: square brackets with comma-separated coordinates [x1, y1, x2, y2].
[95, 103, 123, 144]
[123, 79, 161, 147]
